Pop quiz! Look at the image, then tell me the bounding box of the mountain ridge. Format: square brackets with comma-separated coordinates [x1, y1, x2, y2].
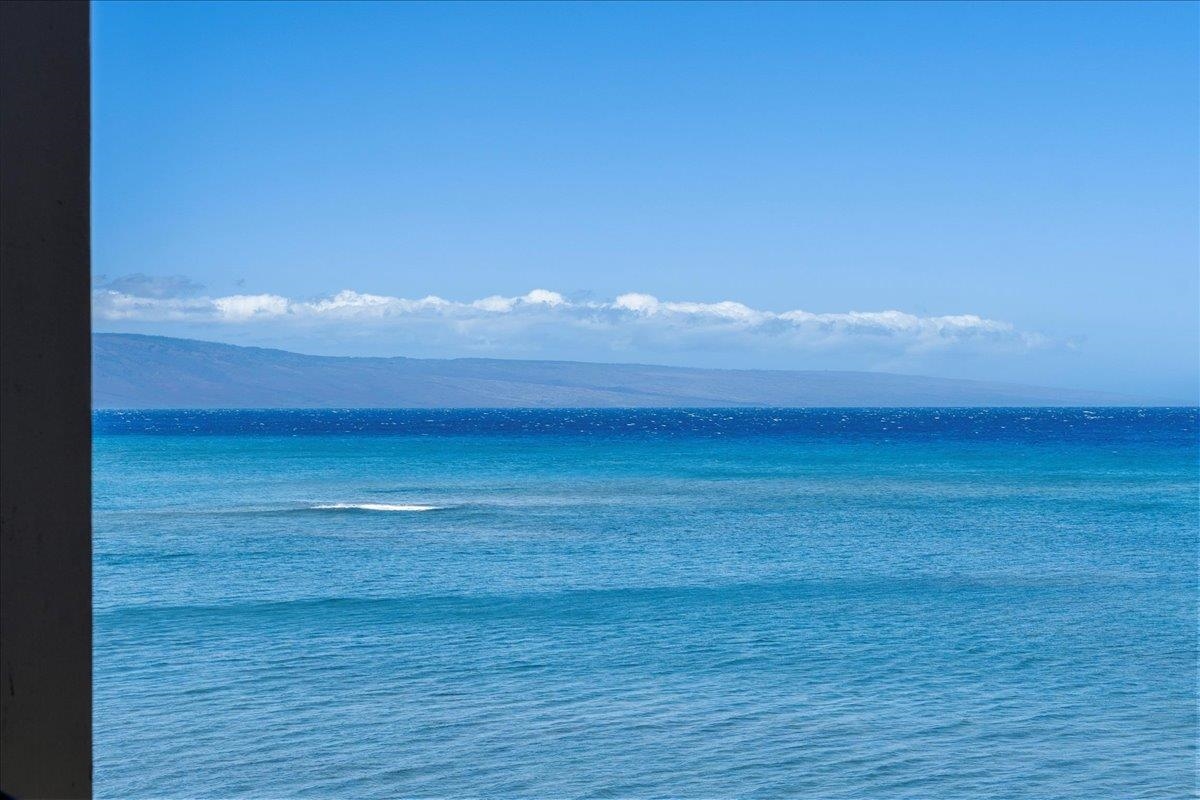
[93, 333, 1155, 408]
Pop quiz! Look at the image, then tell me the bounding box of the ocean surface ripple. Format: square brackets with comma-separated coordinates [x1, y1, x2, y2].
[94, 408, 1198, 798]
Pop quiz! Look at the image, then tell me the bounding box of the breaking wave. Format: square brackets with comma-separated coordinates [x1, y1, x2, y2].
[311, 502, 446, 512]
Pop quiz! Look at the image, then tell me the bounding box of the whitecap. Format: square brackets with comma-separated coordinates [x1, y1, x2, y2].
[312, 502, 445, 512]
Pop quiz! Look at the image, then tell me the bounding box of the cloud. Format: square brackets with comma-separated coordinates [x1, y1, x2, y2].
[93, 286, 1043, 360]
[96, 273, 205, 299]
[212, 294, 290, 321]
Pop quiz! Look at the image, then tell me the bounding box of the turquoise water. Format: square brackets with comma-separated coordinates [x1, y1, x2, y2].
[94, 409, 1198, 798]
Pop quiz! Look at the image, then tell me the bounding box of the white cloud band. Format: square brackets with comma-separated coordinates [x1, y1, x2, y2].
[93, 286, 1040, 356]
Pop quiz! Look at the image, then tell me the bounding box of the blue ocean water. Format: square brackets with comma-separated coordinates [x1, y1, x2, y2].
[94, 408, 1199, 799]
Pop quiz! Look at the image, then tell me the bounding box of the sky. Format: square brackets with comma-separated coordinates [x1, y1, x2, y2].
[92, 1, 1199, 400]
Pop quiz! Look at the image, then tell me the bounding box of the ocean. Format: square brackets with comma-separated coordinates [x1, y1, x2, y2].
[93, 408, 1198, 798]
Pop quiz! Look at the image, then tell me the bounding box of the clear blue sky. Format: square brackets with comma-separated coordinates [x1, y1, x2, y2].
[92, 1, 1198, 400]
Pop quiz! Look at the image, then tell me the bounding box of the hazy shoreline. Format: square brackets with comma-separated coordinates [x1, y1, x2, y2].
[93, 333, 1160, 409]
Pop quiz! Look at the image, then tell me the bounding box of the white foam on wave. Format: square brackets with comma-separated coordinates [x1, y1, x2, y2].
[312, 502, 445, 512]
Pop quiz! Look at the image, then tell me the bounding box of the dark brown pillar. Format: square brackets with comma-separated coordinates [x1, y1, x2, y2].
[1, 2, 92, 797]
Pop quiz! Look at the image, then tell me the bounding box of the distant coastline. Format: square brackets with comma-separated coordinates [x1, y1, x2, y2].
[92, 333, 1164, 409]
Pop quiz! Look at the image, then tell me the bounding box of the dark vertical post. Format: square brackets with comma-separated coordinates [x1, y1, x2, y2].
[1, 2, 92, 798]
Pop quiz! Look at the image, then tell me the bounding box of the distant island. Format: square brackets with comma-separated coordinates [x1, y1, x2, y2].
[93, 333, 1147, 409]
